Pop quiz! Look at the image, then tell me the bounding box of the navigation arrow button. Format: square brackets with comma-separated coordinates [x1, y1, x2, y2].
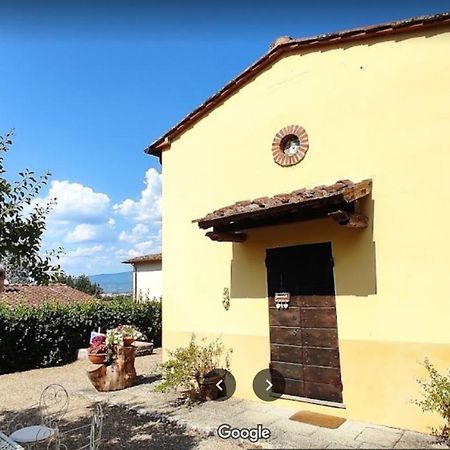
[216, 379, 223, 391]
[252, 368, 284, 402]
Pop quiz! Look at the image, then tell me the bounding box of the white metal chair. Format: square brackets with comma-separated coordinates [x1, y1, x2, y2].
[59, 404, 104, 450]
[0, 431, 24, 449]
[8, 384, 69, 449]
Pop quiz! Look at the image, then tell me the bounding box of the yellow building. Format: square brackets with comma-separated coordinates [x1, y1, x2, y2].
[146, 12, 450, 432]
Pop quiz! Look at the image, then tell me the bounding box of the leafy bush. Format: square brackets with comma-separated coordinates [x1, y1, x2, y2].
[0, 297, 161, 374]
[156, 334, 232, 400]
[415, 358, 450, 444]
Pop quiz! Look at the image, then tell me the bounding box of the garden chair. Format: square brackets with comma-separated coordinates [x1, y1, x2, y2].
[8, 384, 69, 449]
[0, 431, 24, 449]
[59, 404, 104, 450]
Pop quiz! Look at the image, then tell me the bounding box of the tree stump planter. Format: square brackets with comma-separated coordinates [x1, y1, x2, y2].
[87, 346, 137, 392]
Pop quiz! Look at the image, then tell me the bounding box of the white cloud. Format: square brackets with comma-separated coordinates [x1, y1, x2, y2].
[115, 230, 161, 260]
[35, 172, 162, 275]
[118, 223, 149, 244]
[64, 224, 98, 243]
[113, 168, 161, 222]
[44, 180, 110, 224]
[59, 244, 103, 265]
[68, 245, 104, 257]
[64, 220, 116, 244]
[58, 245, 104, 273]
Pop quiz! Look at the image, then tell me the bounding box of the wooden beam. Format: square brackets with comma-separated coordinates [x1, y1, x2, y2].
[342, 179, 372, 203]
[197, 197, 349, 230]
[206, 231, 247, 242]
[328, 210, 369, 228]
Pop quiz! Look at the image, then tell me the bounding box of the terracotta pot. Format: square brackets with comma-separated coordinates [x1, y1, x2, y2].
[88, 353, 106, 364]
[197, 371, 224, 401]
[123, 337, 135, 347]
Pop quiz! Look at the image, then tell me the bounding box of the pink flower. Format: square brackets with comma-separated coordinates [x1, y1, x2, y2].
[91, 335, 106, 346]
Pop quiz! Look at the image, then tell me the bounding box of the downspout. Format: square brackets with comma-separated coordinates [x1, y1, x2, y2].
[133, 265, 137, 300]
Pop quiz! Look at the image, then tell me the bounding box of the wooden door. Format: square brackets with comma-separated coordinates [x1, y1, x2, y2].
[266, 242, 343, 404]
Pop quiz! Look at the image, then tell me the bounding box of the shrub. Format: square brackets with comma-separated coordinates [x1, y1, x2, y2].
[0, 297, 161, 374]
[415, 358, 450, 444]
[156, 334, 232, 400]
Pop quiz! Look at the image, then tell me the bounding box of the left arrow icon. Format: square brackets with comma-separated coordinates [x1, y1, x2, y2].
[216, 379, 223, 391]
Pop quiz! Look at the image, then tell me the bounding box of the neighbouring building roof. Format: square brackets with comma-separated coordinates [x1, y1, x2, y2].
[146, 12, 450, 157]
[193, 179, 372, 240]
[122, 253, 162, 265]
[0, 284, 93, 308]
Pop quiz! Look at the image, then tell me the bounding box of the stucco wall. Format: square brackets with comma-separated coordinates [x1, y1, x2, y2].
[160, 28, 450, 432]
[134, 262, 162, 300]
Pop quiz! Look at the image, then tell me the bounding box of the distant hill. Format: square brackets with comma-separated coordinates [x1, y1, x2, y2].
[88, 271, 132, 294]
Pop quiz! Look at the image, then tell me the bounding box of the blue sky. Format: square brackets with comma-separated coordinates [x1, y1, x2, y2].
[1, 0, 448, 275]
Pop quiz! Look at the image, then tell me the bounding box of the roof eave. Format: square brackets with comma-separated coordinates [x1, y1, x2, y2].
[145, 12, 450, 157]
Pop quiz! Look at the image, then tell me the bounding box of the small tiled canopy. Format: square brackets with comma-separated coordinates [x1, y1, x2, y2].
[193, 179, 372, 242]
[122, 253, 162, 265]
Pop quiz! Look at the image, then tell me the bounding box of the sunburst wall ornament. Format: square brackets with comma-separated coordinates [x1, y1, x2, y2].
[272, 125, 309, 167]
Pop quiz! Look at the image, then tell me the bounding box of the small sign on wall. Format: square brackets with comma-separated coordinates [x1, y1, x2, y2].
[274, 292, 290, 309]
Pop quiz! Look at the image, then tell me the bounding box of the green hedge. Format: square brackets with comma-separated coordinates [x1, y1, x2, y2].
[0, 297, 161, 374]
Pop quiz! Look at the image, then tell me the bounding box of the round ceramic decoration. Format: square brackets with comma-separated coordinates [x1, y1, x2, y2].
[272, 125, 309, 167]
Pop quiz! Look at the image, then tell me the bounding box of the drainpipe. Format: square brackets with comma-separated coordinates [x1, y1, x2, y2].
[133, 265, 137, 300]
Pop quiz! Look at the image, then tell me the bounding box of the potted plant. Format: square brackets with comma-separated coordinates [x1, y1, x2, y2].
[106, 325, 143, 350]
[120, 324, 143, 346]
[194, 338, 232, 401]
[156, 335, 232, 401]
[87, 335, 107, 364]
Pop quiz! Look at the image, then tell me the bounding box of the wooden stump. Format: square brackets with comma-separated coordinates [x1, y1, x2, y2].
[87, 346, 137, 392]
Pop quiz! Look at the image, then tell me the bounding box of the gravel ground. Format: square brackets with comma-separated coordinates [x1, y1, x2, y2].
[0, 349, 253, 450]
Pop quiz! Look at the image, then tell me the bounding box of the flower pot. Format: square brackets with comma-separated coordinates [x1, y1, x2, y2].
[123, 337, 135, 347]
[88, 353, 106, 364]
[197, 371, 224, 401]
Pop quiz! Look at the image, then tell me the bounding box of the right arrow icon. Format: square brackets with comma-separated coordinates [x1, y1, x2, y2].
[253, 369, 283, 401]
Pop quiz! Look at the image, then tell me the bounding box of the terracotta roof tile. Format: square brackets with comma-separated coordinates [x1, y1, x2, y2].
[122, 253, 162, 264]
[193, 179, 372, 229]
[0, 284, 93, 308]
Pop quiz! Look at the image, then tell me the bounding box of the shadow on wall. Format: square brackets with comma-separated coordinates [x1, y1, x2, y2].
[230, 195, 376, 298]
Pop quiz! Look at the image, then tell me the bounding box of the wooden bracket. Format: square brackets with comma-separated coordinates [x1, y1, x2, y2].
[342, 179, 372, 202]
[206, 231, 247, 242]
[329, 210, 369, 228]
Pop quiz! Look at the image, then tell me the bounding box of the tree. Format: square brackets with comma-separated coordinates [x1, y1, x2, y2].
[0, 130, 62, 284]
[57, 273, 103, 297]
[1, 255, 31, 284]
